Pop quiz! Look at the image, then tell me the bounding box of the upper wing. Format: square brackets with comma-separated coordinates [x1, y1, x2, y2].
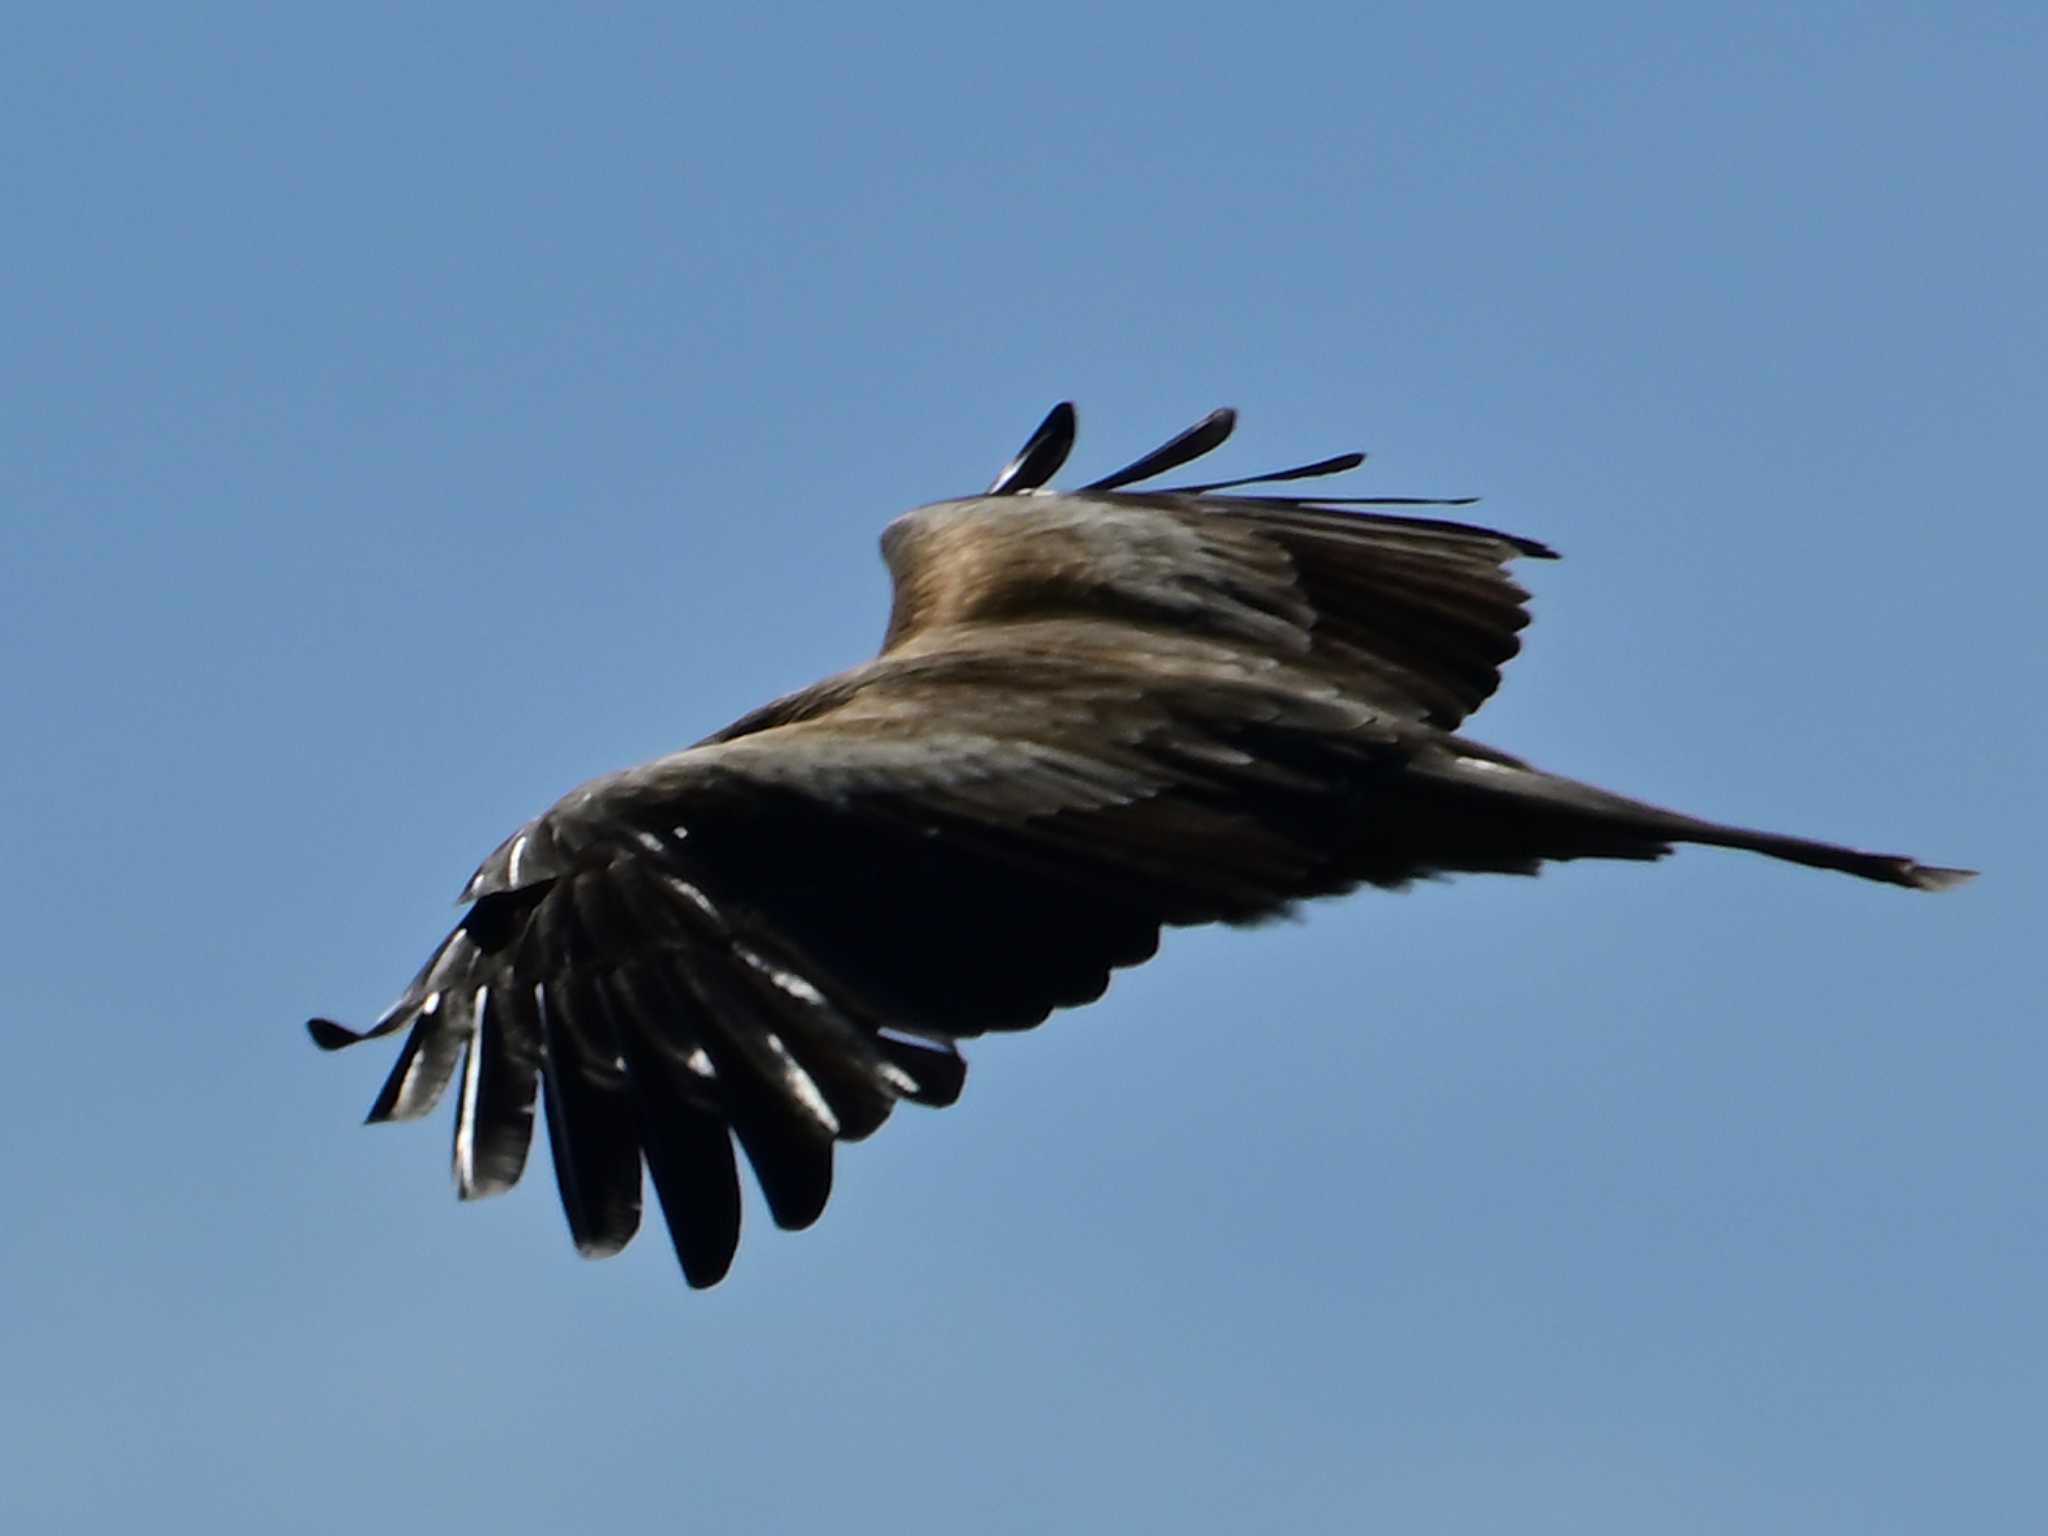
[879, 491, 1553, 730]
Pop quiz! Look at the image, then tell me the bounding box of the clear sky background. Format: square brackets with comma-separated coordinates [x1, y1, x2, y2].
[4, 5, 2041, 1532]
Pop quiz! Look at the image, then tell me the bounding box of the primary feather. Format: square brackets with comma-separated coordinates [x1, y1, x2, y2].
[311, 402, 1971, 1286]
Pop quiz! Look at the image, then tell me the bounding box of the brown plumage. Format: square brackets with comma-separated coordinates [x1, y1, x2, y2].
[310, 402, 1971, 1287]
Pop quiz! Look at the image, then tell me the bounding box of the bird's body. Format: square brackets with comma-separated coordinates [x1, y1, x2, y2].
[312, 403, 1969, 1286]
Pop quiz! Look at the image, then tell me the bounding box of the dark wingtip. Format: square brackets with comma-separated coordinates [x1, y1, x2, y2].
[988, 401, 1078, 495]
[307, 1017, 365, 1051]
[1903, 863, 1976, 892]
[680, 1248, 737, 1290]
[1082, 407, 1238, 492]
[1163, 448, 1368, 496]
[875, 1034, 968, 1107]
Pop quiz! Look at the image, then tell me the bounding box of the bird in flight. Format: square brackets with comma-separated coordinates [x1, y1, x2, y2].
[310, 402, 1970, 1287]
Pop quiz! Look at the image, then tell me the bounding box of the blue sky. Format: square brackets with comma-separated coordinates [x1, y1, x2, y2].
[4, 4, 2041, 1532]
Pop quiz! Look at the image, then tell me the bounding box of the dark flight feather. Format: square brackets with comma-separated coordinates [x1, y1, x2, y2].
[1081, 406, 1238, 490]
[311, 403, 1972, 1285]
[986, 400, 1076, 495]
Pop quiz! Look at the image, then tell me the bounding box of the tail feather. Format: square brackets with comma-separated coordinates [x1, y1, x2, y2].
[1409, 751, 1976, 892]
[1650, 820, 1975, 892]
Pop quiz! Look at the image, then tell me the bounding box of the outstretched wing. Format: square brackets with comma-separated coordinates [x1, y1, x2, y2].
[882, 404, 1554, 729]
[882, 493, 1550, 729]
[311, 641, 1482, 1286]
[313, 407, 1566, 1286]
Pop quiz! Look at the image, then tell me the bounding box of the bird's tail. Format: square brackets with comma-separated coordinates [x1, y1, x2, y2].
[1397, 747, 1974, 892]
